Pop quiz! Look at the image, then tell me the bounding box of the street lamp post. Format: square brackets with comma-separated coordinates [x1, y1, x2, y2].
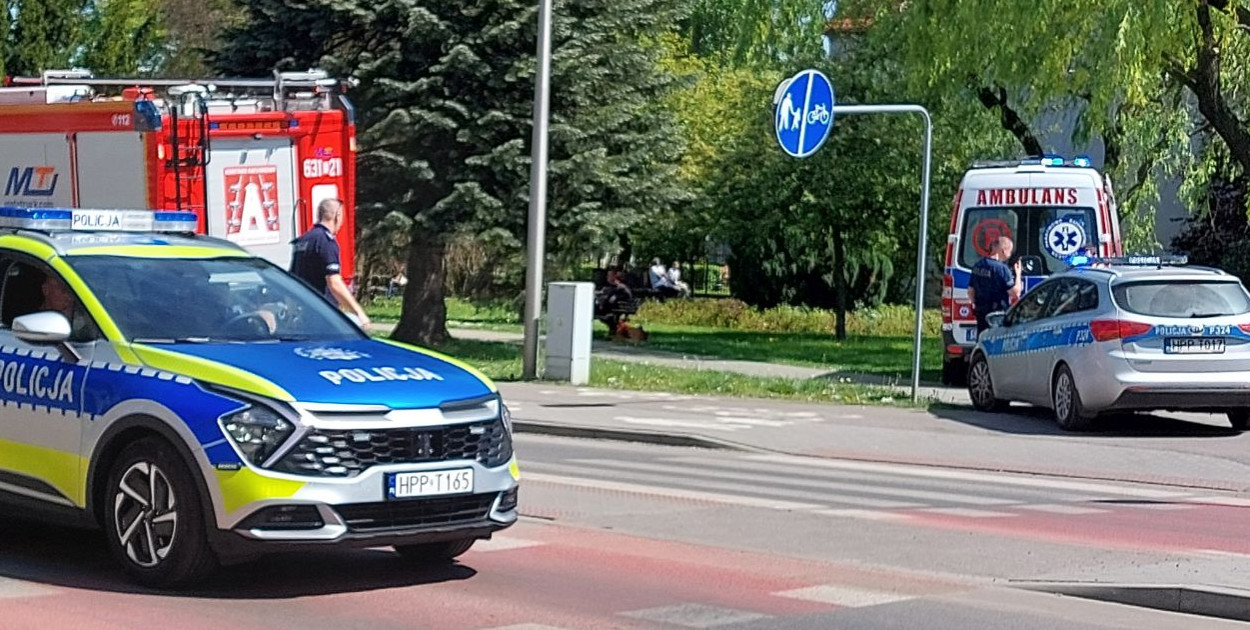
[522, 0, 554, 380]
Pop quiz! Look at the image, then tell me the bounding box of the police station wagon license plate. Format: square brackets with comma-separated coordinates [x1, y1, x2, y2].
[387, 469, 474, 499]
[1164, 337, 1226, 354]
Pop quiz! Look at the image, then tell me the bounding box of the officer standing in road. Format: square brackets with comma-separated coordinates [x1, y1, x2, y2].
[967, 236, 1023, 333]
[290, 198, 371, 331]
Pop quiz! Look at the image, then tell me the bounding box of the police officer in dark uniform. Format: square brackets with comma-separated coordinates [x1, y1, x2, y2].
[290, 198, 371, 330]
[967, 236, 1023, 333]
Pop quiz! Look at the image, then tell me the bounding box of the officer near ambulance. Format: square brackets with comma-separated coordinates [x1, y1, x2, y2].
[291, 198, 371, 330]
[967, 236, 1024, 333]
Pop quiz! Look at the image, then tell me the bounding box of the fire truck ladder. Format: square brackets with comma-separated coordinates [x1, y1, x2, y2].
[167, 85, 210, 215]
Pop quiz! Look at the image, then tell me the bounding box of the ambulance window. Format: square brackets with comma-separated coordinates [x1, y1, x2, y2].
[960, 206, 1098, 274]
[961, 209, 1019, 268]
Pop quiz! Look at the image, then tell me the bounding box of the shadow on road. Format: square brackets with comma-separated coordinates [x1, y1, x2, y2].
[0, 518, 476, 598]
[930, 404, 1243, 439]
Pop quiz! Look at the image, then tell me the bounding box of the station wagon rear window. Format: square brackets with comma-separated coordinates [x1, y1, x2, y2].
[1112, 280, 1250, 318]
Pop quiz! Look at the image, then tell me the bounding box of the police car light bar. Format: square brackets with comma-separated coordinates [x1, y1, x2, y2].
[0, 207, 198, 233]
[1069, 253, 1189, 267]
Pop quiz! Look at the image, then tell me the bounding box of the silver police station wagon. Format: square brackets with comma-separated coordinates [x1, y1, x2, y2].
[968, 255, 1250, 431]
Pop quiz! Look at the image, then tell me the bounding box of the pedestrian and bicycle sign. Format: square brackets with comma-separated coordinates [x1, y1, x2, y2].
[773, 69, 835, 158]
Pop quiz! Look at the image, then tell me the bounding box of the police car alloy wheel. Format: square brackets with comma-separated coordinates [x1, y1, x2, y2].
[1052, 365, 1093, 431]
[104, 437, 217, 587]
[968, 354, 1006, 413]
[394, 538, 477, 563]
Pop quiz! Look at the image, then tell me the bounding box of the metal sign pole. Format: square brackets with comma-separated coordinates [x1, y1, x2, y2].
[829, 105, 933, 403]
[522, 0, 554, 380]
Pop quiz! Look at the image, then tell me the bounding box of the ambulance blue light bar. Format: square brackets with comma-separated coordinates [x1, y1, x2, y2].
[0, 207, 198, 233]
[1041, 155, 1065, 166]
[1072, 155, 1092, 168]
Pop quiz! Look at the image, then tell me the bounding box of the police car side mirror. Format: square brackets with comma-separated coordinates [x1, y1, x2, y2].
[986, 312, 1007, 329]
[13, 311, 71, 344]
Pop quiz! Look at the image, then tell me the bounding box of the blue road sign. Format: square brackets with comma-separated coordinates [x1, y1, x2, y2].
[774, 69, 835, 158]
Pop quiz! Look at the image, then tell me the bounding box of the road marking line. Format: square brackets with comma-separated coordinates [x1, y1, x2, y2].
[577, 458, 1018, 507]
[1183, 496, 1250, 507]
[471, 536, 545, 552]
[916, 507, 1015, 518]
[1014, 504, 1109, 515]
[774, 584, 915, 608]
[715, 417, 794, 427]
[815, 509, 915, 523]
[621, 603, 771, 628]
[534, 462, 913, 509]
[523, 472, 824, 511]
[742, 454, 1190, 499]
[1111, 502, 1193, 511]
[0, 577, 53, 599]
[615, 416, 747, 432]
[567, 459, 926, 508]
[669, 457, 1089, 503]
[482, 625, 573, 630]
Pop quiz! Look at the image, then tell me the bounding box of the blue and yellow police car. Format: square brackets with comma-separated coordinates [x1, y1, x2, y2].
[0, 207, 518, 586]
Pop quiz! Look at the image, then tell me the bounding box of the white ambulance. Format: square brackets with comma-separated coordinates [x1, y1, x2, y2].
[941, 156, 1124, 384]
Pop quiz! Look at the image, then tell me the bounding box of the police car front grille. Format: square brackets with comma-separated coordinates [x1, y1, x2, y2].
[334, 494, 495, 532]
[270, 418, 513, 477]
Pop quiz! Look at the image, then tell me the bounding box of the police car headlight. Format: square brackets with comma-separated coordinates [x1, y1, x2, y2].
[220, 406, 294, 465]
[500, 402, 514, 435]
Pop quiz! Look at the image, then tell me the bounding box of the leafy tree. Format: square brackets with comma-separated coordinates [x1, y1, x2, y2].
[4, 0, 165, 78]
[855, 0, 1250, 251]
[6, 0, 85, 76]
[216, 0, 690, 345]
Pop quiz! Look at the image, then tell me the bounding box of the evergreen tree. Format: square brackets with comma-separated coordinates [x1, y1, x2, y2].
[216, 0, 690, 345]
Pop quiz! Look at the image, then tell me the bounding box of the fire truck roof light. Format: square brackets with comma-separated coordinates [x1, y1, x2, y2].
[0, 207, 197, 233]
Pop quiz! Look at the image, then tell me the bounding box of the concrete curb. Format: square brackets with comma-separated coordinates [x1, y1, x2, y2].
[1016, 581, 1250, 622]
[513, 420, 752, 452]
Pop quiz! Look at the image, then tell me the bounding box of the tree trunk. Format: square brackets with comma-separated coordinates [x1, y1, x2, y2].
[392, 229, 449, 346]
[833, 228, 847, 341]
[976, 85, 1044, 157]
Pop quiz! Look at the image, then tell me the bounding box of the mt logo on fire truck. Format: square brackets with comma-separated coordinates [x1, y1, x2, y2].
[5, 166, 58, 197]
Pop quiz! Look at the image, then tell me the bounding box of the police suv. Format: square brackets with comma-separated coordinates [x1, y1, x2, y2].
[969, 254, 1250, 431]
[0, 207, 518, 586]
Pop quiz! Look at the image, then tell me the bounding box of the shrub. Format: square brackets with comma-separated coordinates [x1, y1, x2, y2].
[636, 298, 940, 337]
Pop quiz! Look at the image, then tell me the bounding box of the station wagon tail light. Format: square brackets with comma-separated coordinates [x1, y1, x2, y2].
[1089, 319, 1152, 342]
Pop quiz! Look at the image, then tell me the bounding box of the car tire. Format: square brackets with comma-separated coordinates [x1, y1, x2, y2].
[968, 354, 1007, 413]
[1052, 365, 1094, 431]
[394, 538, 477, 563]
[942, 358, 968, 386]
[103, 436, 218, 588]
[1228, 410, 1250, 432]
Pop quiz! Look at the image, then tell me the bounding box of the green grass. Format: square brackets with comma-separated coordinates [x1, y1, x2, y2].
[424, 337, 921, 407]
[367, 297, 522, 332]
[621, 324, 943, 382]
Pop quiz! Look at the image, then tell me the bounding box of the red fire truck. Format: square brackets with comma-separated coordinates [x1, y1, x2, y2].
[0, 69, 358, 284]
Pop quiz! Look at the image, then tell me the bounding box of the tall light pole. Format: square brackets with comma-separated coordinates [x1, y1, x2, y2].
[521, 0, 553, 380]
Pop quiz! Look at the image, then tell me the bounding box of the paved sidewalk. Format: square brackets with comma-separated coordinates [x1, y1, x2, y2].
[374, 322, 969, 404]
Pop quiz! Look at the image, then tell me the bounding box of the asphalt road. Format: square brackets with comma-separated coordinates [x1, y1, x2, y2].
[0, 434, 1247, 629]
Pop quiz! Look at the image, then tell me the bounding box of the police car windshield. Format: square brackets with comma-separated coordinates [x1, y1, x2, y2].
[67, 256, 365, 343]
[1112, 280, 1250, 319]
